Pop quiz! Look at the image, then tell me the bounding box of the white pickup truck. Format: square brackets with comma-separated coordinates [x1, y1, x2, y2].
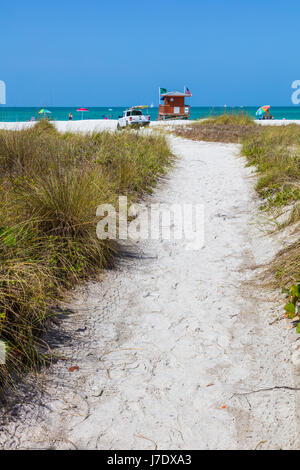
[117, 106, 151, 129]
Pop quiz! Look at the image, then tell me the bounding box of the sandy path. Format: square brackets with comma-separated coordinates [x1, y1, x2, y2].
[0, 136, 299, 450]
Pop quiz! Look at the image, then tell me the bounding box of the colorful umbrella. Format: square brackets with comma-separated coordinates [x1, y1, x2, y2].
[131, 105, 148, 109]
[256, 105, 270, 117]
[38, 108, 51, 115]
[76, 108, 89, 120]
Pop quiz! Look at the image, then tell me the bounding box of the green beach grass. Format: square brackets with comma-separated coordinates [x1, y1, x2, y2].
[175, 112, 257, 143]
[242, 124, 300, 289]
[0, 121, 173, 387]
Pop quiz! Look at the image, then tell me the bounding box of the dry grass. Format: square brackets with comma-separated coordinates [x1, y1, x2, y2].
[175, 112, 258, 143]
[242, 126, 300, 287]
[0, 120, 173, 386]
[269, 239, 300, 287]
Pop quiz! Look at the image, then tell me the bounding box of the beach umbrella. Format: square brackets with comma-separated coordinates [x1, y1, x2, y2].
[76, 108, 89, 120]
[256, 105, 270, 118]
[38, 108, 51, 117]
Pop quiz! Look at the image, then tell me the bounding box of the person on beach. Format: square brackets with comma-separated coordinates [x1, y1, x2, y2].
[69, 112, 73, 121]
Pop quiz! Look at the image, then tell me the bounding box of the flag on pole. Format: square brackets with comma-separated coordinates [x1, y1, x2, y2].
[184, 86, 192, 97]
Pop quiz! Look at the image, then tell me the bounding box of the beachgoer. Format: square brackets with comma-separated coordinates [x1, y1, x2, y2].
[69, 113, 73, 121]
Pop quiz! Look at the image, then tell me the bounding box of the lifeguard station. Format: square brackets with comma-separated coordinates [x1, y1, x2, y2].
[158, 87, 192, 120]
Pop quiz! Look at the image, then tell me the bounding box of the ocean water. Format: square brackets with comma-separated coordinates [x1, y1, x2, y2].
[1, 106, 300, 122]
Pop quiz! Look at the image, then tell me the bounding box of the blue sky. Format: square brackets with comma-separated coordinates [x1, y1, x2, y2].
[1, 0, 299, 106]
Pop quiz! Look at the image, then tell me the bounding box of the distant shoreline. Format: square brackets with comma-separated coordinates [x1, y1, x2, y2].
[1, 106, 300, 123]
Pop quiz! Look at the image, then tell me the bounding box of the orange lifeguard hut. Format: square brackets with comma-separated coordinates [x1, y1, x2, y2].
[158, 87, 192, 120]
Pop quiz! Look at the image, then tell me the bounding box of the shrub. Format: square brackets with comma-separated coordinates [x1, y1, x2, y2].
[175, 112, 258, 143]
[0, 121, 173, 385]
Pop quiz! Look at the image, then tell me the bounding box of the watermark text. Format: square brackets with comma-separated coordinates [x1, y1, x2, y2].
[0, 80, 6, 104]
[96, 197, 205, 251]
[291, 80, 300, 104]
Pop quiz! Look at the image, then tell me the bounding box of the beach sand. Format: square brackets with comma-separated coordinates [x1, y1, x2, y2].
[0, 128, 299, 450]
[0, 119, 192, 133]
[0, 118, 299, 133]
[254, 119, 300, 126]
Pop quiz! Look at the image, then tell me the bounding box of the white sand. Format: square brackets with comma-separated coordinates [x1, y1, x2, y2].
[0, 118, 299, 134]
[255, 119, 300, 126]
[0, 131, 299, 450]
[0, 118, 191, 133]
[0, 119, 118, 132]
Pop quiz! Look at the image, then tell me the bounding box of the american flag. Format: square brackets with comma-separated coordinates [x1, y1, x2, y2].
[185, 87, 192, 97]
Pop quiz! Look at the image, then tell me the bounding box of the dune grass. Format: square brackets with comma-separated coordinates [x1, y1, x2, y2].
[242, 125, 300, 213]
[175, 111, 257, 143]
[242, 125, 300, 290]
[0, 121, 173, 386]
[201, 112, 255, 126]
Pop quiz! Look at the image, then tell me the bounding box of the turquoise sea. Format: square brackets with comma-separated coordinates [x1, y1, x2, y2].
[1, 106, 300, 122]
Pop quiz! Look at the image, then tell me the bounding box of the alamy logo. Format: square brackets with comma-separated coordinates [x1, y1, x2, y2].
[96, 196, 205, 251]
[0, 340, 6, 364]
[0, 80, 6, 104]
[291, 80, 300, 105]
